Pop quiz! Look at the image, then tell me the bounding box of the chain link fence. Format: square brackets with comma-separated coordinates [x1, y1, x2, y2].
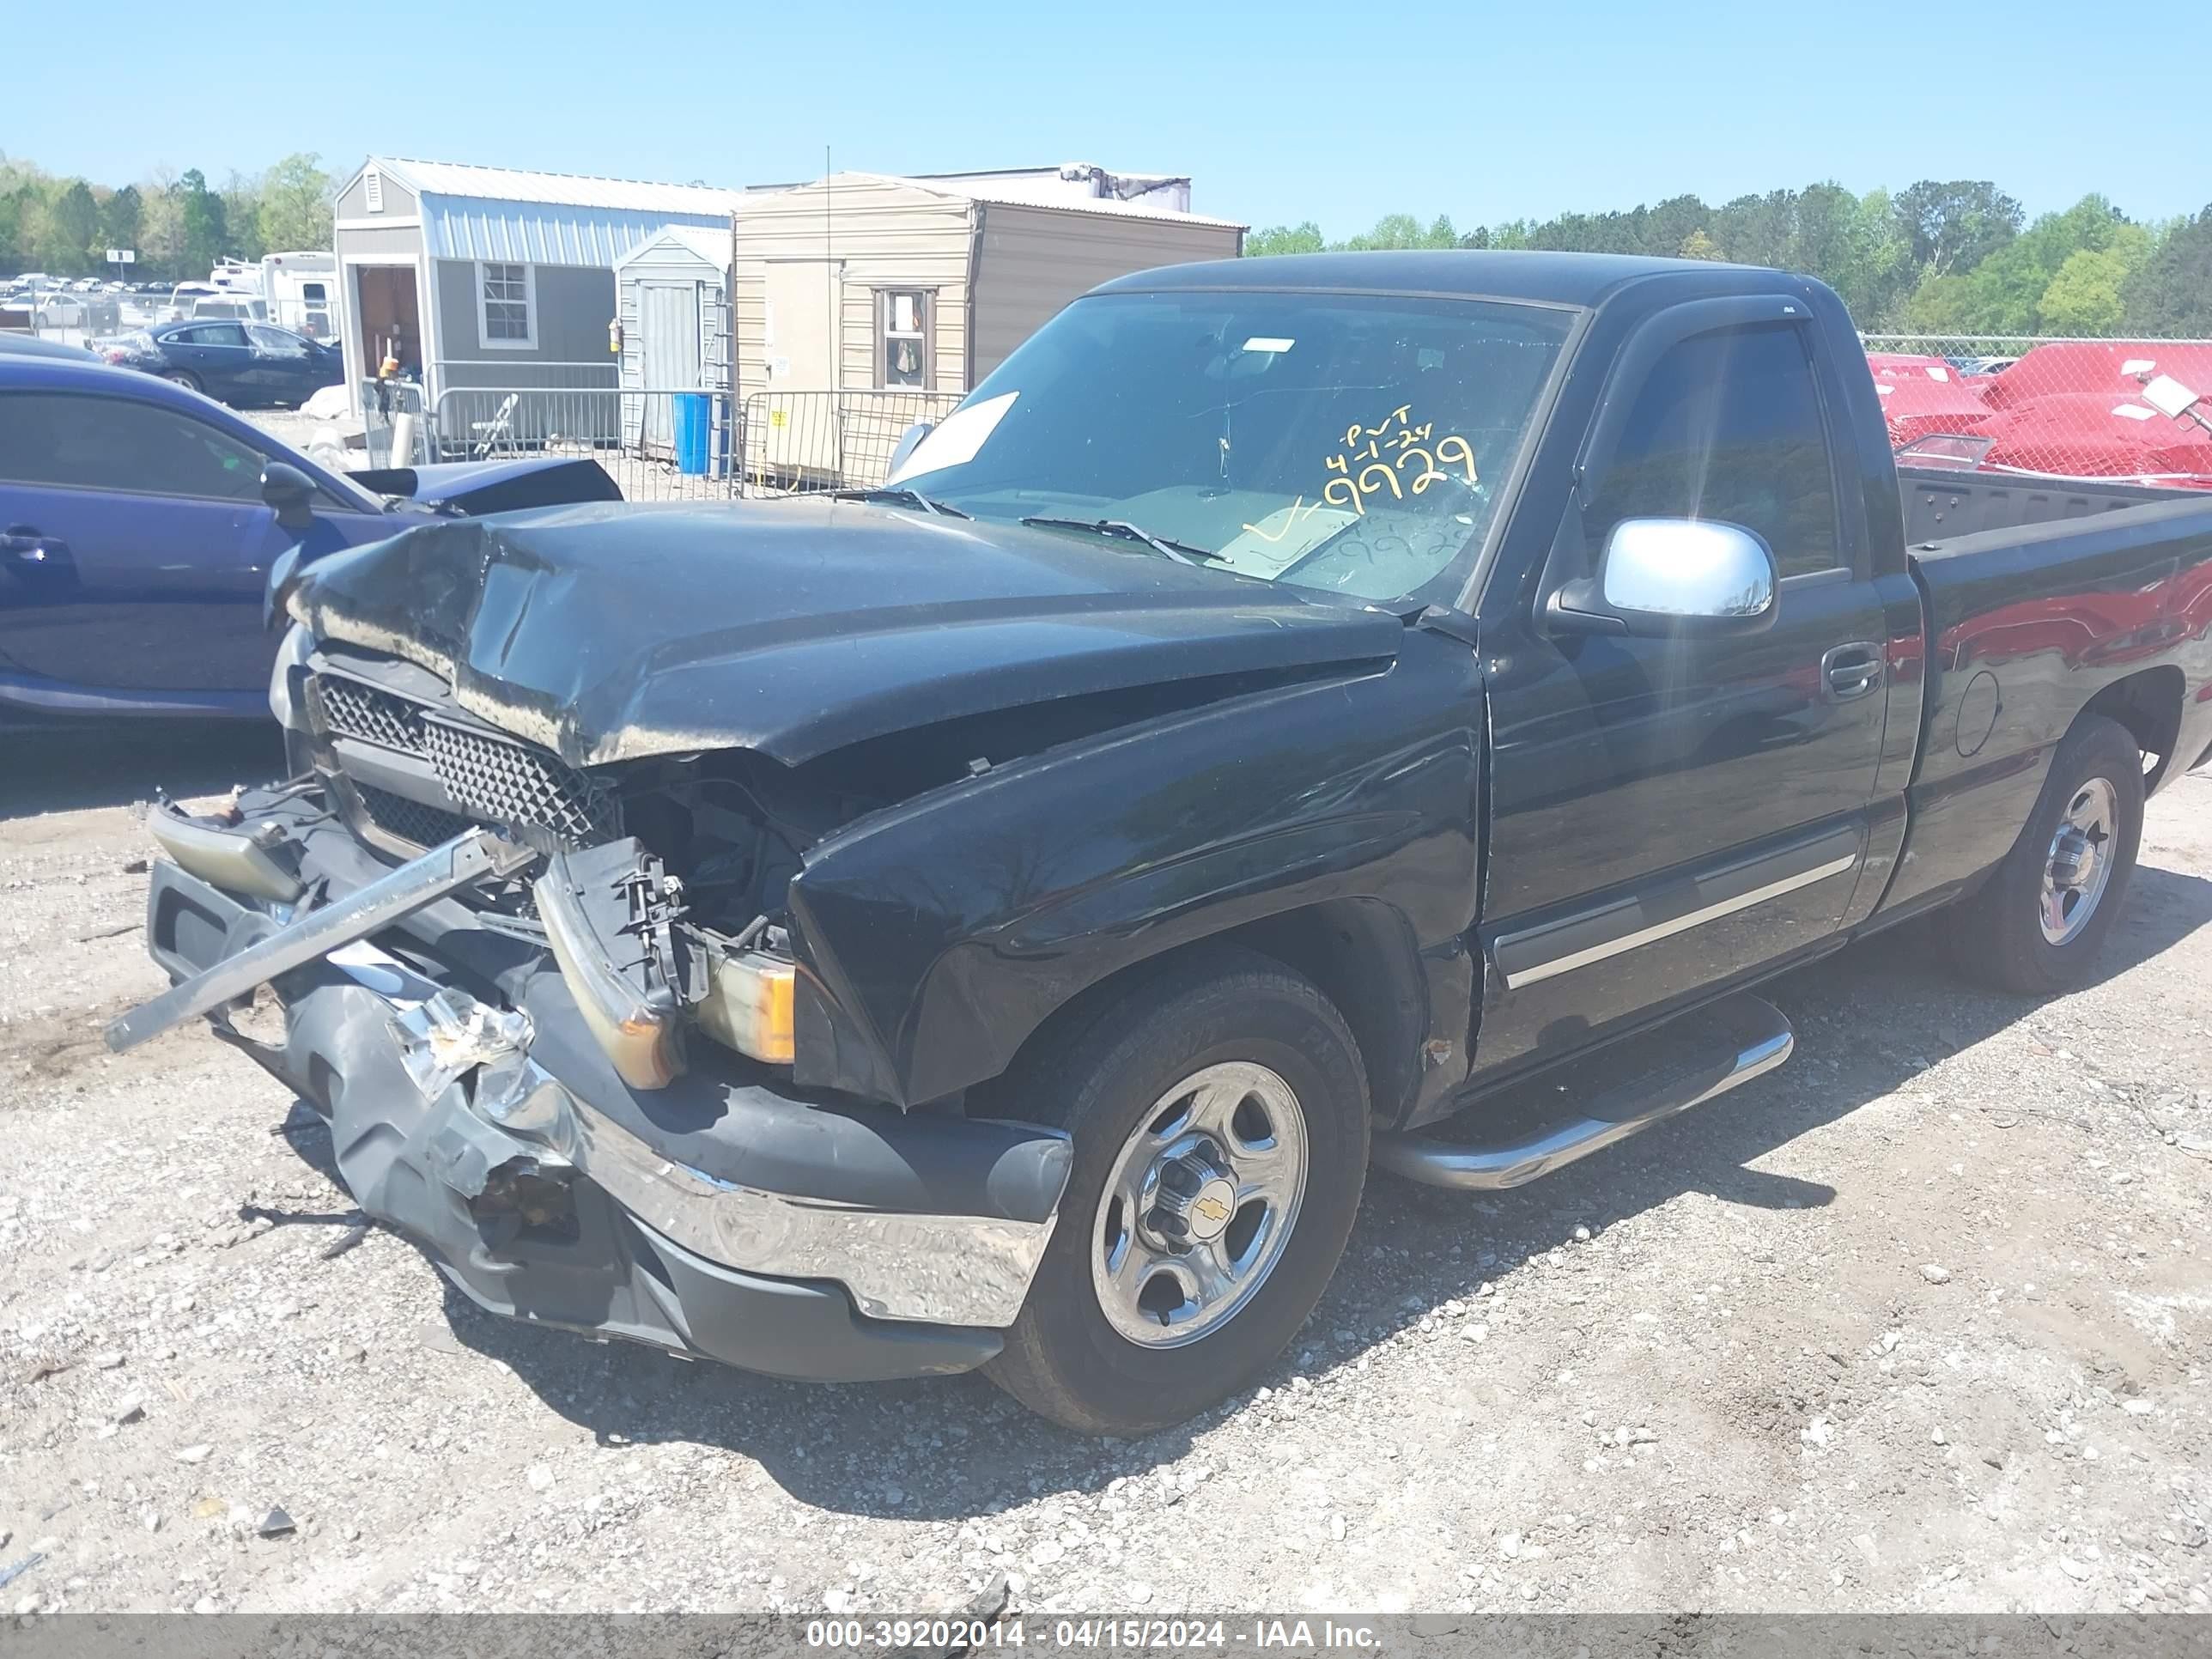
[1860, 334, 2212, 485]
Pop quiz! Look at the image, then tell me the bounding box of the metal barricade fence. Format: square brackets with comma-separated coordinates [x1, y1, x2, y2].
[739, 389, 965, 496]
[413, 386, 966, 502]
[425, 386, 738, 502]
[1859, 333, 2212, 483]
[360, 379, 426, 468]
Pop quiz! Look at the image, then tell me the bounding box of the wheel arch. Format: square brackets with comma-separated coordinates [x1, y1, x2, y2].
[978, 897, 1431, 1131]
[2079, 665, 2185, 791]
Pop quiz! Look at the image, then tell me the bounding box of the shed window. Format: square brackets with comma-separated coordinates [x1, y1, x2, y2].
[477, 262, 536, 349]
[878, 289, 931, 388]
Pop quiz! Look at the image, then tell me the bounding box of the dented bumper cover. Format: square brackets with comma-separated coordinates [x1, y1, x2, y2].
[133, 793, 1072, 1382]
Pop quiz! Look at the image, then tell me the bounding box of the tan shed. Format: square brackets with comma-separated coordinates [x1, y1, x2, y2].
[732, 172, 1245, 484]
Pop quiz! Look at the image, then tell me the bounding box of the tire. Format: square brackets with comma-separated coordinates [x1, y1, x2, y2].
[1947, 713, 2143, 995]
[162, 370, 202, 395]
[985, 945, 1370, 1436]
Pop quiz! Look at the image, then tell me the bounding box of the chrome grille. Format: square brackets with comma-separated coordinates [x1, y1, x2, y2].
[307, 670, 619, 852]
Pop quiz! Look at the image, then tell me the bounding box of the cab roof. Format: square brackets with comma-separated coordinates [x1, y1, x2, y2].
[1093, 248, 1781, 309]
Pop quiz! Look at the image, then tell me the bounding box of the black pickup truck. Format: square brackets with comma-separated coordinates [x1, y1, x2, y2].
[112, 252, 2212, 1436]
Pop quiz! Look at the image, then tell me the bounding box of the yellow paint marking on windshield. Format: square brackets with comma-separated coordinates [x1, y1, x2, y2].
[1239, 495, 1334, 544]
[1314, 406, 1479, 515]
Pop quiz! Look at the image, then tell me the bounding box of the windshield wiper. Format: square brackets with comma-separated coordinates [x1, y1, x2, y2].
[1020, 516, 1220, 566]
[833, 486, 971, 519]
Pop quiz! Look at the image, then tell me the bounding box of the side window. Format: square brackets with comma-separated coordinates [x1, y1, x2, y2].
[878, 289, 931, 388]
[0, 393, 267, 501]
[1587, 322, 1842, 578]
[477, 261, 535, 348]
[186, 321, 249, 346]
[249, 325, 307, 356]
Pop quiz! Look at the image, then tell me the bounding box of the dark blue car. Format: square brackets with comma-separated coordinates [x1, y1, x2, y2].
[93, 319, 344, 408]
[0, 356, 621, 721]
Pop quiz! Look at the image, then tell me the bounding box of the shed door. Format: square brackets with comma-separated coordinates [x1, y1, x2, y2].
[762, 260, 836, 389]
[638, 281, 702, 452]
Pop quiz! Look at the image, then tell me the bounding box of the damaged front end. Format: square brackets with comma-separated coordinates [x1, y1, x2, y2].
[113, 766, 1073, 1382]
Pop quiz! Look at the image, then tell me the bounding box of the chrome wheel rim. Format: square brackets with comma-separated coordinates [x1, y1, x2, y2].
[1091, 1060, 1309, 1349]
[2039, 776, 2118, 945]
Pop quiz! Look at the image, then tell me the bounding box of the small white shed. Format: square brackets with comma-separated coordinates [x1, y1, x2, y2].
[614, 225, 732, 455]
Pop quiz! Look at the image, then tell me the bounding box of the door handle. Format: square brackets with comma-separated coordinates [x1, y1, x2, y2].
[1, 526, 70, 565]
[1821, 641, 1884, 702]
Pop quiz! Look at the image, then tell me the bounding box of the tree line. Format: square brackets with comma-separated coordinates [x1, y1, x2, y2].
[0, 152, 338, 280]
[1248, 181, 2212, 337]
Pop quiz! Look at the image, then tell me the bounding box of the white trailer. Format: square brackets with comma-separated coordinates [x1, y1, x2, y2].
[261, 251, 339, 342]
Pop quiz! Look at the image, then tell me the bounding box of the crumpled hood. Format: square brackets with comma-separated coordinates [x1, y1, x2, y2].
[287, 498, 1404, 768]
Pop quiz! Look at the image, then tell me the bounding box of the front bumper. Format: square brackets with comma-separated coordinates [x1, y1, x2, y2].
[138, 799, 1072, 1382]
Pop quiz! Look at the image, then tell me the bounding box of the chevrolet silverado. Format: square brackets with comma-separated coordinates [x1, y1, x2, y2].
[110, 252, 2212, 1434]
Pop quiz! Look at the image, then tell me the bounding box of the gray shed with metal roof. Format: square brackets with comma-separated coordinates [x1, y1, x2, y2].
[331, 155, 744, 418]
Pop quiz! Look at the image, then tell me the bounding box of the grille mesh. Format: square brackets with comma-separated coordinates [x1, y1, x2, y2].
[313, 677, 422, 750]
[421, 720, 621, 847]
[308, 671, 618, 852]
[354, 783, 474, 849]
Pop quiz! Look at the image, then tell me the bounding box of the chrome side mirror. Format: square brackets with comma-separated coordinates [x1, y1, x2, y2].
[1550, 517, 1779, 637]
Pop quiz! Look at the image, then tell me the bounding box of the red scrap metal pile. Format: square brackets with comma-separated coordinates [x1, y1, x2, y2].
[1873, 342, 2212, 487]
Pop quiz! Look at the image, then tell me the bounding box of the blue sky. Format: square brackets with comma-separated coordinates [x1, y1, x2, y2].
[14, 0, 2206, 232]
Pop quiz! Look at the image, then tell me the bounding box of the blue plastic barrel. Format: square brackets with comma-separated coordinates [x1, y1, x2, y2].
[673, 392, 711, 475]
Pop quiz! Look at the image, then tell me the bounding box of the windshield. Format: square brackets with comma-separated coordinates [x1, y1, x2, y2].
[891, 289, 1573, 605]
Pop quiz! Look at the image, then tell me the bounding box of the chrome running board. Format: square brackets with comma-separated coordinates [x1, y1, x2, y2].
[1373, 994, 1793, 1190]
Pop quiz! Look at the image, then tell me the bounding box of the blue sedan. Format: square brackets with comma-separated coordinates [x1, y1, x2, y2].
[92, 319, 344, 408]
[0, 356, 620, 722]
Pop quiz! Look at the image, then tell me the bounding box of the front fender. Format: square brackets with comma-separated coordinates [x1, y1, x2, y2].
[785, 636, 1486, 1107]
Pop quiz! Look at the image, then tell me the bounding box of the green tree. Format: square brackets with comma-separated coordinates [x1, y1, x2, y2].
[99, 184, 143, 260]
[1892, 180, 2021, 276]
[178, 169, 227, 275]
[2037, 246, 2132, 335]
[256, 152, 334, 252]
[140, 174, 186, 278]
[1245, 221, 1325, 258]
[221, 169, 266, 260]
[2122, 207, 2212, 335]
[1678, 228, 1723, 260]
[46, 179, 98, 271]
[1711, 190, 1800, 268]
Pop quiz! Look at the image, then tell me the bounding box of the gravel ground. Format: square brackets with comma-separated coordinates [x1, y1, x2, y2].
[1, 725, 2207, 1618]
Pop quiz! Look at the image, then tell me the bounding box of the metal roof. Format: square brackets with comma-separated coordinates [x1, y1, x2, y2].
[838, 171, 1246, 231]
[373, 157, 743, 216]
[355, 157, 743, 268]
[612, 223, 732, 270]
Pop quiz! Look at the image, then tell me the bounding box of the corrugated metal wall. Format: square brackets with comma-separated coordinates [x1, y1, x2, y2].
[968, 203, 1244, 380]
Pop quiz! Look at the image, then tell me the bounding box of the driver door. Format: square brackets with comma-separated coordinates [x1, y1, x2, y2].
[1473, 303, 1896, 1083]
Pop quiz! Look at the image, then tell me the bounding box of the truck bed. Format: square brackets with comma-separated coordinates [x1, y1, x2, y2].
[1897, 464, 2202, 544]
[1881, 471, 2212, 917]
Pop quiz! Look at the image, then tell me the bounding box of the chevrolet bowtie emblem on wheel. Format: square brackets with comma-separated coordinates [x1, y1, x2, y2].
[1193, 1194, 1231, 1226]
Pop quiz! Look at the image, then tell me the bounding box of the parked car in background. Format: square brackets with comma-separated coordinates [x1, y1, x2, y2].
[90, 320, 344, 407]
[0, 356, 624, 723]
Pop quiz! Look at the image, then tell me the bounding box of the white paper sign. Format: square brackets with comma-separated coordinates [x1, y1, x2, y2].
[887, 392, 1018, 482]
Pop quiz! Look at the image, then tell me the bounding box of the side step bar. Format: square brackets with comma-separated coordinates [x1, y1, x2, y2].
[1373, 994, 1793, 1190]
